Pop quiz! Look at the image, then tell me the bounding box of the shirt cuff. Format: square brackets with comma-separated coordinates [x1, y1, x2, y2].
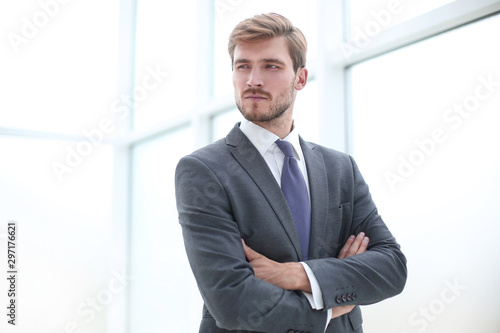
[299, 262, 325, 310]
[326, 308, 332, 329]
[300, 262, 331, 331]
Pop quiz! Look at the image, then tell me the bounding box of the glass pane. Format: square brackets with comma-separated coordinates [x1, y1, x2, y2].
[0, 137, 114, 332]
[351, 14, 500, 333]
[0, 1, 119, 135]
[213, 0, 318, 97]
[294, 79, 319, 143]
[211, 108, 241, 142]
[133, 0, 197, 130]
[349, 0, 455, 35]
[130, 126, 201, 333]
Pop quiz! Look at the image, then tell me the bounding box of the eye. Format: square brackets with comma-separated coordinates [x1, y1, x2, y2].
[237, 64, 249, 69]
[266, 64, 279, 69]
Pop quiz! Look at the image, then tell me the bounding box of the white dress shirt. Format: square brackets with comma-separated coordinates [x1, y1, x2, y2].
[239, 119, 332, 328]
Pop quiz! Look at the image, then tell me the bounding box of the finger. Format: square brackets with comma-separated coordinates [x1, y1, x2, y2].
[346, 232, 365, 258]
[338, 235, 355, 259]
[357, 237, 369, 254]
[331, 305, 355, 319]
[241, 239, 259, 261]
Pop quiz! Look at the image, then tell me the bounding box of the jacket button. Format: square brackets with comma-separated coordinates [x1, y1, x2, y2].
[347, 293, 352, 301]
[336, 296, 342, 303]
[341, 294, 347, 302]
[352, 293, 357, 300]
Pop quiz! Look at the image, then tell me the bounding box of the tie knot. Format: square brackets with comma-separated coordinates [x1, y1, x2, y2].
[275, 139, 294, 157]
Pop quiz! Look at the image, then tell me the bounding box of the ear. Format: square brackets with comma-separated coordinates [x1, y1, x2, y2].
[294, 67, 308, 91]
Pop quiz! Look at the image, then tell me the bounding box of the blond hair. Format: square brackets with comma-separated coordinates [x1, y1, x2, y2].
[228, 13, 307, 72]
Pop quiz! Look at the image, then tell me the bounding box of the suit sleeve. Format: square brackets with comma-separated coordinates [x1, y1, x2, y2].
[175, 155, 328, 332]
[305, 156, 407, 310]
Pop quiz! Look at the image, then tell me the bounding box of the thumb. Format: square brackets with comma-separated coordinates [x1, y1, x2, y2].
[242, 239, 259, 261]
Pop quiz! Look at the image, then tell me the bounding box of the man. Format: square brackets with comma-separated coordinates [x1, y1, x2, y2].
[175, 13, 407, 333]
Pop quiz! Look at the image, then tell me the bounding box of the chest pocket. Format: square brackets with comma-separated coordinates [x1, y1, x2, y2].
[309, 202, 352, 259]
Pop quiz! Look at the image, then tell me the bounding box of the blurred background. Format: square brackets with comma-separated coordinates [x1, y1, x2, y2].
[1, 0, 499, 332]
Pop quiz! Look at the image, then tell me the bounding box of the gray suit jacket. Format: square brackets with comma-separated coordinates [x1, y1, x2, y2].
[175, 123, 407, 333]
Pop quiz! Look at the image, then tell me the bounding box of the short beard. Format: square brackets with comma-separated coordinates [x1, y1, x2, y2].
[236, 81, 295, 123]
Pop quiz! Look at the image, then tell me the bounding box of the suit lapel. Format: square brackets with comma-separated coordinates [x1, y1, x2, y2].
[226, 124, 303, 260]
[300, 137, 330, 259]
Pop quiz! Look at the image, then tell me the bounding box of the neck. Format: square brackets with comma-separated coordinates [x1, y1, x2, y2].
[253, 110, 294, 139]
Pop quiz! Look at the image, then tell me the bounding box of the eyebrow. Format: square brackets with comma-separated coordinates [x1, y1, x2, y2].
[234, 58, 287, 66]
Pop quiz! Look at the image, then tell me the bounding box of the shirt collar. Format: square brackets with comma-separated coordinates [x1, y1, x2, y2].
[283, 126, 304, 161]
[239, 119, 303, 161]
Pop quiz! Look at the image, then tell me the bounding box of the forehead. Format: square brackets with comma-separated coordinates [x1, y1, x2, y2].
[233, 37, 292, 65]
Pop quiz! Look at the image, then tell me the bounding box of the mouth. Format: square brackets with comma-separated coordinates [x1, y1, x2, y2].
[244, 94, 268, 101]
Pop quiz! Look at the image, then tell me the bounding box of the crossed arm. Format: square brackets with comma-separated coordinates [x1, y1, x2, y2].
[242, 232, 370, 320]
[177, 154, 407, 331]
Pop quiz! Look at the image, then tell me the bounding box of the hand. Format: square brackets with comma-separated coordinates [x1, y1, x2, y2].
[242, 232, 370, 318]
[337, 232, 369, 260]
[331, 232, 369, 320]
[331, 305, 356, 319]
[242, 239, 311, 292]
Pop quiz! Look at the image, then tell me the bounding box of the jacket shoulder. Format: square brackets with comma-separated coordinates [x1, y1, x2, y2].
[182, 123, 243, 164]
[176, 136, 237, 177]
[189, 138, 229, 161]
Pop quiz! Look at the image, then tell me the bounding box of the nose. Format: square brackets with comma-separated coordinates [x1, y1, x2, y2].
[246, 67, 263, 87]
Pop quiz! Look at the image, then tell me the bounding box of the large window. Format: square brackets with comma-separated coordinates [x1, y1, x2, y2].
[0, 137, 115, 332]
[349, 0, 456, 34]
[133, 0, 198, 130]
[0, 1, 120, 333]
[351, 11, 500, 333]
[129, 126, 199, 332]
[1, 1, 119, 135]
[2, 1, 500, 332]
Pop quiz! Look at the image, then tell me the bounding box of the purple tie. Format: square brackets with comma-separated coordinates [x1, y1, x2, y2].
[275, 139, 311, 260]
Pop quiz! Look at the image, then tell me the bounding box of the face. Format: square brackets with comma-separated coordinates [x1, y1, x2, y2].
[232, 37, 307, 125]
